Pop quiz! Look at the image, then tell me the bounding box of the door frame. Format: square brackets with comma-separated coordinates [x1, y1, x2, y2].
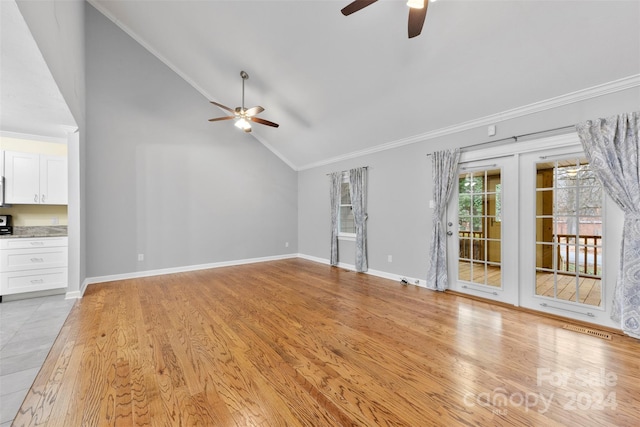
[446, 133, 622, 329]
[446, 156, 518, 305]
[518, 143, 621, 327]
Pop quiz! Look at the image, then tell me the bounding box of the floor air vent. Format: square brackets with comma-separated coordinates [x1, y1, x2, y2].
[563, 324, 612, 340]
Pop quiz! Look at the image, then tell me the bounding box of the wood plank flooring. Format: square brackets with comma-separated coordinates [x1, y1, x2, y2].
[535, 271, 602, 307]
[458, 263, 602, 306]
[12, 259, 640, 426]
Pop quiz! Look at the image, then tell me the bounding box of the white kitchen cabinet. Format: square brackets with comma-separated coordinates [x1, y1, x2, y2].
[0, 237, 68, 295]
[3, 151, 39, 204]
[3, 151, 68, 204]
[39, 155, 68, 204]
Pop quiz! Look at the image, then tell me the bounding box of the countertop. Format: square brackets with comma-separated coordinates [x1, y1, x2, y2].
[0, 226, 68, 239]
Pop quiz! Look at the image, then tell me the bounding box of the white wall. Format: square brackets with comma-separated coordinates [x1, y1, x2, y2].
[85, 5, 297, 278]
[298, 87, 640, 282]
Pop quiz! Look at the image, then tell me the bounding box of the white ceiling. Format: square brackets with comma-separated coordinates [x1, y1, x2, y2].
[4, 1, 639, 166]
[0, 0, 76, 140]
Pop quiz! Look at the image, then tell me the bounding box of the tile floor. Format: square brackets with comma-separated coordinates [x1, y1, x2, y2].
[0, 294, 75, 427]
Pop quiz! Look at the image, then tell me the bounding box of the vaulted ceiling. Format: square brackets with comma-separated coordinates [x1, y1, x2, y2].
[0, 0, 76, 139]
[3, 1, 639, 168]
[89, 0, 639, 169]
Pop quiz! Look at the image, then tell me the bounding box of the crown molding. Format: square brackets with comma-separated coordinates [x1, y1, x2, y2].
[88, 1, 214, 103]
[297, 74, 640, 171]
[0, 130, 68, 144]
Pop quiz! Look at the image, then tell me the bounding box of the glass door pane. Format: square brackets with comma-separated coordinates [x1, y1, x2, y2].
[535, 158, 603, 307]
[457, 168, 502, 288]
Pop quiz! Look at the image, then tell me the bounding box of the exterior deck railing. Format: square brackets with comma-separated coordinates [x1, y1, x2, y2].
[555, 234, 601, 277]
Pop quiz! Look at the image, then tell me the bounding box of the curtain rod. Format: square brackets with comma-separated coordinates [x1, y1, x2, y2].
[326, 166, 368, 176]
[426, 124, 575, 156]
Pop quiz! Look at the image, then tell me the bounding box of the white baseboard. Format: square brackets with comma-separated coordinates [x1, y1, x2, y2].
[82, 253, 299, 292]
[1, 288, 67, 302]
[296, 253, 429, 289]
[79, 252, 429, 297]
[65, 290, 82, 300]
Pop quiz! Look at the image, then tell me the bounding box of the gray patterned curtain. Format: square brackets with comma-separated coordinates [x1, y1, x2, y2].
[329, 172, 342, 266]
[576, 111, 640, 339]
[426, 148, 461, 290]
[349, 167, 368, 272]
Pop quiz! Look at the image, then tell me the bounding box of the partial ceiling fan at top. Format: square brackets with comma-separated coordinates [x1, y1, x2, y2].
[209, 71, 279, 133]
[341, 0, 434, 38]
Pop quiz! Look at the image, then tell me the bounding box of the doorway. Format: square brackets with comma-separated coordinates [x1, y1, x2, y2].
[446, 135, 621, 327]
[446, 156, 518, 305]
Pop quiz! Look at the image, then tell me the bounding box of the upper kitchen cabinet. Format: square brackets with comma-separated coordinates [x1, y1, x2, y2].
[39, 155, 68, 204]
[4, 150, 67, 205]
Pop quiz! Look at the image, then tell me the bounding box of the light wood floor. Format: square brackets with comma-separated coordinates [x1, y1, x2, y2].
[13, 259, 639, 426]
[458, 263, 602, 306]
[535, 271, 602, 307]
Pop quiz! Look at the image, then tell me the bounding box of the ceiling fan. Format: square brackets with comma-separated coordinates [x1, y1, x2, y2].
[209, 71, 279, 133]
[341, 0, 431, 39]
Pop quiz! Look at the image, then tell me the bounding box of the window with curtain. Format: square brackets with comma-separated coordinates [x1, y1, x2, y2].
[339, 172, 356, 238]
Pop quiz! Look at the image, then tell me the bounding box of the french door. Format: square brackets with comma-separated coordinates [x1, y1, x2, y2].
[445, 135, 621, 327]
[446, 156, 518, 305]
[518, 145, 619, 326]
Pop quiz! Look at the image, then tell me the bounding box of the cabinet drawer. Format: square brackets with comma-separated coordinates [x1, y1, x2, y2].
[1, 268, 68, 295]
[0, 247, 68, 271]
[0, 237, 68, 249]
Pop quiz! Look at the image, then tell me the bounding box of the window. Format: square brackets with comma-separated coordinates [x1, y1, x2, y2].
[339, 172, 355, 237]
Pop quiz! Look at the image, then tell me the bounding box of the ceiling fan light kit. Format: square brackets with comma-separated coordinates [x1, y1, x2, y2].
[234, 117, 252, 132]
[341, 0, 430, 38]
[209, 70, 279, 133]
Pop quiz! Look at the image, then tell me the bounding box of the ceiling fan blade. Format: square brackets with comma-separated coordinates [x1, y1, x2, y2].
[245, 106, 265, 117]
[210, 101, 236, 114]
[208, 116, 235, 122]
[341, 0, 378, 16]
[249, 117, 280, 128]
[408, 0, 428, 38]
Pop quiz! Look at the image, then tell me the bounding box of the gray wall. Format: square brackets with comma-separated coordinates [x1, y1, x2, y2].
[85, 5, 297, 277]
[17, 0, 86, 294]
[298, 87, 640, 281]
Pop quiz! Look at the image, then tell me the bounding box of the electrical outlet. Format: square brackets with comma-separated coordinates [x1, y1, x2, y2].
[138, 253, 144, 261]
[285, 242, 289, 248]
[51, 216, 59, 225]
[387, 255, 392, 263]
